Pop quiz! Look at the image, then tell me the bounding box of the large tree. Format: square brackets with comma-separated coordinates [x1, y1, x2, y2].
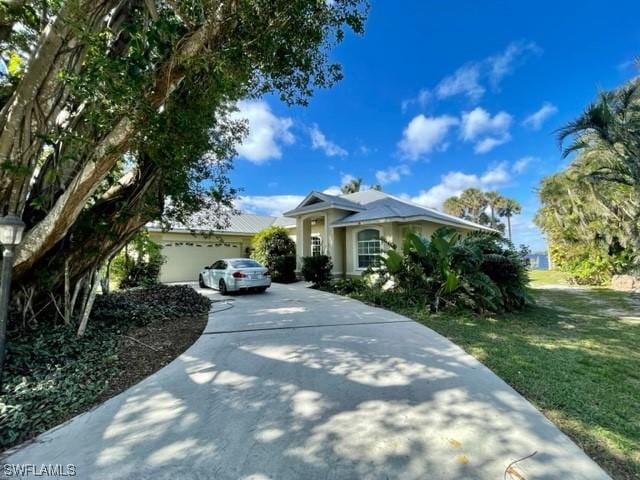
[535, 77, 640, 283]
[0, 0, 367, 326]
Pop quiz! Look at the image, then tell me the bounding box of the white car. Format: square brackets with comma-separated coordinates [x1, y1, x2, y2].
[199, 258, 271, 294]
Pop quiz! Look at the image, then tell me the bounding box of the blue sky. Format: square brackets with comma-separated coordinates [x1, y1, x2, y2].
[230, 0, 640, 252]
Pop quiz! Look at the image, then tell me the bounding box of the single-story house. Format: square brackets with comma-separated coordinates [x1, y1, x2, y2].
[149, 189, 491, 282]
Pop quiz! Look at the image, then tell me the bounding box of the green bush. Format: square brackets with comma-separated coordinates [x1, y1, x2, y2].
[251, 226, 296, 283]
[330, 278, 367, 296]
[271, 254, 297, 283]
[0, 285, 211, 449]
[111, 231, 165, 289]
[381, 228, 531, 313]
[301, 255, 333, 287]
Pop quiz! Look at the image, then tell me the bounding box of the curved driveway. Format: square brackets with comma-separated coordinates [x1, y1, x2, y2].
[4, 283, 610, 479]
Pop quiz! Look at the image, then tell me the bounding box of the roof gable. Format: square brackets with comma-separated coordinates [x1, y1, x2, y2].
[283, 191, 365, 216]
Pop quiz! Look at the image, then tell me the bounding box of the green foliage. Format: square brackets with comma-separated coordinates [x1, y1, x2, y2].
[111, 231, 165, 289]
[330, 278, 367, 296]
[251, 226, 297, 283]
[538, 77, 640, 285]
[442, 189, 520, 236]
[301, 255, 333, 287]
[1, 285, 210, 449]
[379, 228, 531, 313]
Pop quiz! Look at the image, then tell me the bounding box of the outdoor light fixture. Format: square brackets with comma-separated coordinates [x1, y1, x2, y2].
[0, 213, 26, 388]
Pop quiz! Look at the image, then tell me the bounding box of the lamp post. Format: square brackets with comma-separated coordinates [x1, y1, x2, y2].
[0, 214, 25, 387]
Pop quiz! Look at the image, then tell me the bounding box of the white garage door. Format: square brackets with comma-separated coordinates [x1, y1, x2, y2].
[160, 240, 244, 282]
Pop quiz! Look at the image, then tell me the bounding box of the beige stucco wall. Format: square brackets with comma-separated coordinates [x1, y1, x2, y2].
[343, 220, 474, 276]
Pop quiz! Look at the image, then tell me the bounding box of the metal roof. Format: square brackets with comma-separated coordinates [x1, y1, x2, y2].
[283, 191, 365, 216]
[331, 193, 495, 231]
[148, 213, 295, 235]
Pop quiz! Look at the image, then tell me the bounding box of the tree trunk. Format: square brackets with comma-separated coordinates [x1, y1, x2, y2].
[507, 216, 512, 241]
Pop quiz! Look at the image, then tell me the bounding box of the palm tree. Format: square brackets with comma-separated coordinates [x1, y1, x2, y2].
[484, 191, 504, 228]
[497, 198, 521, 240]
[443, 197, 465, 217]
[341, 177, 363, 194]
[557, 78, 640, 247]
[459, 188, 487, 223]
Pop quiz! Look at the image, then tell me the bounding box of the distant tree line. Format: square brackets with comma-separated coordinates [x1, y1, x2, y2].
[442, 189, 521, 240]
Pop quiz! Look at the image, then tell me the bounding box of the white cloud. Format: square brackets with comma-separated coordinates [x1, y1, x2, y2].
[231, 100, 294, 164]
[309, 124, 348, 157]
[375, 164, 411, 185]
[460, 107, 512, 154]
[235, 195, 304, 216]
[402, 41, 540, 107]
[512, 156, 537, 174]
[398, 114, 458, 160]
[409, 164, 511, 209]
[401, 88, 432, 111]
[486, 41, 541, 87]
[522, 102, 558, 130]
[435, 64, 484, 101]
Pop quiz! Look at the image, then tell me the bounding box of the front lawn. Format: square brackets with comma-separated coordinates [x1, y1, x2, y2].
[343, 274, 640, 479]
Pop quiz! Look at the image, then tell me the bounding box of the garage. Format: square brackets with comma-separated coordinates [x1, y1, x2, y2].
[157, 238, 246, 283]
[147, 213, 296, 283]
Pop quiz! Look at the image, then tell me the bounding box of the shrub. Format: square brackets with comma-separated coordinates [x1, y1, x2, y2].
[330, 277, 367, 296]
[301, 255, 333, 287]
[251, 226, 296, 283]
[111, 231, 165, 289]
[271, 254, 297, 283]
[381, 228, 531, 313]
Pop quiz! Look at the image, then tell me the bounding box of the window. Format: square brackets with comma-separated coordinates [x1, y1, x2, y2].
[357, 229, 381, 269]
[312, 236, 322, 256]
[230, 259, 262, 268]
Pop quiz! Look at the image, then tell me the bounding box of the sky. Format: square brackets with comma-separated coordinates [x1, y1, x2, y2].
[229, 0, 640, 252]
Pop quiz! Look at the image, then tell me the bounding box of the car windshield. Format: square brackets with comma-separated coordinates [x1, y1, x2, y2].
[229, 259, 262, 268]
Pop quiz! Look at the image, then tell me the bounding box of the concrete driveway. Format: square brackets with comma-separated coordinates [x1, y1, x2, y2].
[3, 283, 610, 479]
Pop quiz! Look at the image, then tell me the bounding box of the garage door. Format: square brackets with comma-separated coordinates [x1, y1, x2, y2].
[159, 240, 244, 282]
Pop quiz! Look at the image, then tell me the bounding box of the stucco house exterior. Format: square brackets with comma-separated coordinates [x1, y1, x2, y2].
[283, 189, 492, 277]
[149, 189, 490, 282]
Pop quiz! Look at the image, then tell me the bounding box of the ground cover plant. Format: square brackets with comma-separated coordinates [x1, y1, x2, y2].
[0, 285, 210, 450]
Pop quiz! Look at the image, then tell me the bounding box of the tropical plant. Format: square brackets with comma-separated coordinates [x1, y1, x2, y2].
[110, 231, 165, 289]
[442, 189, 509, 232]
[251, 226, 296, 283]
[535, 77, 640, 284]
[341, 177, 363, 194]
[484, 191, 505, 230]
[535, 150, 637, 284]
[301, 255, 333, 287]
[497, 198, 522, 240]
[381, 228, 530, 313]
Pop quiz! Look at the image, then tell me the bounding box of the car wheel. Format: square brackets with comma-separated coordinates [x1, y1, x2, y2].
[219, 279, 228, 295]
[199, 275, 206, 288]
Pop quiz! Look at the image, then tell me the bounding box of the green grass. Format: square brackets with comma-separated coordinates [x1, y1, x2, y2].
[386, 285, 640, 479]
[528, 269, 570, 286]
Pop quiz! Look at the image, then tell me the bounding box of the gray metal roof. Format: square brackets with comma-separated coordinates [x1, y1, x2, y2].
[283, 191, 365, 216]
[148, 213, 295, 235]
[331, 193, 495, 231]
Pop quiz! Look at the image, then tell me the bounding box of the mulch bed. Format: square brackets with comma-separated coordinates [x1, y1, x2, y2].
[99, 314, 208, 401]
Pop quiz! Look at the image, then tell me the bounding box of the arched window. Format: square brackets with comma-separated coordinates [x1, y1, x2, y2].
[312, 236, 322, 256]
[357, 229, 381, 269]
